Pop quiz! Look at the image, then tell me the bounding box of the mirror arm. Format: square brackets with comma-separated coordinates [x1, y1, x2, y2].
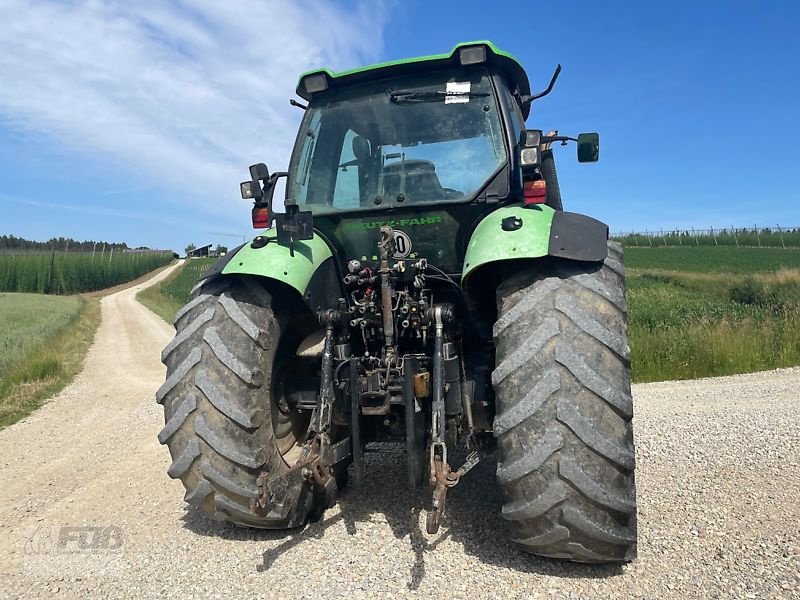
[289, 98, 308, 110]
[260, 171, 288, 203]
[542, 135, 578, 145]
[253, 172, 288, 230]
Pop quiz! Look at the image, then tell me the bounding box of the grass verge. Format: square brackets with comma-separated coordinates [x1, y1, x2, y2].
[0, 295, 101, 428]
[136, 266, 185, 323]
[630, 313, 800, 382]
[137, 258, 214, 323]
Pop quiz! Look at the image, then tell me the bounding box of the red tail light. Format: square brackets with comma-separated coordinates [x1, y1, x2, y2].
[252, 205, 269, 229]
[523, 179, 546, 205]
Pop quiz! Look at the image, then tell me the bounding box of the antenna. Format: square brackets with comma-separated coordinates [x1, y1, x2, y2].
[520, 64, 562, 105]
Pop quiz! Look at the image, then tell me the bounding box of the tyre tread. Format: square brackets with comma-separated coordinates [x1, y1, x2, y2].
[157, 276, 320, 530]
[156, 348, 201, 404]
[157, 394, 197, 444]
[194, 415, 267, 469]
[195, 369, 263, 429]
[203, 327, 263, 387]
[493, 242, 637, 563]
[167, 438, 200, 479]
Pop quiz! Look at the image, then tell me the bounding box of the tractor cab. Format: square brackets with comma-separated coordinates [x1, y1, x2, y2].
[289, 65, 507, 213]
[239, 42, 601, 275]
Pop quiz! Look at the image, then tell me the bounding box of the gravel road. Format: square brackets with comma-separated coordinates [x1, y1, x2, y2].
[0, 266, 798, 599]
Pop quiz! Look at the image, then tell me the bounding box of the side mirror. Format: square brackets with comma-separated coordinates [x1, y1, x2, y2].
[519, 129, 542, 170]
[249, 163, 269, 181]
[242, 163, 281, 230]
[577, 132, 600, 163]
[240, 163, 272, 201]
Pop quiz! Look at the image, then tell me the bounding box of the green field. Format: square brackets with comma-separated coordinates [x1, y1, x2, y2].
[137, 258, 215, 322]
[0, 250, 173, 294]
[625, 246, 800, 273]
[138, 248, 800, 383]
[0, 294, 82, 377]
[0, 293, 101, 427]
[626, 247, 800, 381]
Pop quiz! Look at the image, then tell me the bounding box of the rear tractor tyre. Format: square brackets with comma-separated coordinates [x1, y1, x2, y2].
[156, 275, 325, 528]
[492, 242, 636, 562]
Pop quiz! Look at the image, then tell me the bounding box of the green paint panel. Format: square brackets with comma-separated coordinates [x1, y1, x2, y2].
[299, 40, 521, 82]
[221, 232, 333, 295]
[462, 204, 555, 281]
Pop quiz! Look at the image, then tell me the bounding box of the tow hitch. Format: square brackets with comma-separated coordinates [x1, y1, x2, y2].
[425, 305, 493, 533]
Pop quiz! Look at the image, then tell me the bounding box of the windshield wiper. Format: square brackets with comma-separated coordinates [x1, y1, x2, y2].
[388, 90, 490, 103]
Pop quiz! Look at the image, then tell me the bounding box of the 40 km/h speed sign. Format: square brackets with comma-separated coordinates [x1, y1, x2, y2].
[393, 230, 412, 258]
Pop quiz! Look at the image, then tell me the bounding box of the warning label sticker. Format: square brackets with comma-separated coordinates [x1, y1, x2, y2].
[445, 81, 471, 104]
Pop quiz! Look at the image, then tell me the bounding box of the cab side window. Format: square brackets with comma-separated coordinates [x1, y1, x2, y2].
[500, 86, 525, 142]
[333, 129, 360, 209]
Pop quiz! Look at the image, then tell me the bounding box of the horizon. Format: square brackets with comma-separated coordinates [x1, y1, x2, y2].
[2, 1, 798, 253]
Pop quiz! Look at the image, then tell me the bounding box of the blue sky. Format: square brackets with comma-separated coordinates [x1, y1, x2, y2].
[1, 0, 798, 253]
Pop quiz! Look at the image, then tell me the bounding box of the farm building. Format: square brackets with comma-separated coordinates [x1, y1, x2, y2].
[187, 244, 213, 258]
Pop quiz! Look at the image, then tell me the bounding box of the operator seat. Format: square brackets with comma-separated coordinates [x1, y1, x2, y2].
[351, 135, 379, 204]
[382, 159, 448, 203]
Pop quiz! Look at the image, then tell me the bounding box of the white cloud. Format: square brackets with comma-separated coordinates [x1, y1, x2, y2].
[0, 0, 390, 215]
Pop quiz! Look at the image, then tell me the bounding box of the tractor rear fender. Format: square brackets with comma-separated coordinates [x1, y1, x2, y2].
[462, 205, 609, 284]
[198, 233, 341, 312]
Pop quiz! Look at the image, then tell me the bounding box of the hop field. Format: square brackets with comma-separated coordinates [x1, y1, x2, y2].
[614, 226, 800, 248]
[0, 250, 173, 294]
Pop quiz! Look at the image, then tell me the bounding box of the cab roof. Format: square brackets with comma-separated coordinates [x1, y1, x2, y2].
[296, 41, 533, 119]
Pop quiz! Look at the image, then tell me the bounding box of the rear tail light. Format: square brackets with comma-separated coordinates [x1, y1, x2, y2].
[523, 179, 546, 205]
[252, 205, 270, 229]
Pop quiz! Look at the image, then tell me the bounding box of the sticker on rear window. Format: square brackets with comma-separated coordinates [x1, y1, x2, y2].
[445, 81, 471, 104]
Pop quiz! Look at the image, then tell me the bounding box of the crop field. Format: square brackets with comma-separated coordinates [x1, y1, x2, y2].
[0, 250, 173, 294]
[137, 258, 214, 322]
[614, 226, 800, 248]
[0, 294, 82, 377]
[626, 247, 800, 381]
[625, 246, 800, 273]
[0, 293, 100, 427]
[136, 248, 800, 383]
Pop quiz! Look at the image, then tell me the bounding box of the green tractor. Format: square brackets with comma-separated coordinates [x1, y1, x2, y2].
[157, 41, 636, 563]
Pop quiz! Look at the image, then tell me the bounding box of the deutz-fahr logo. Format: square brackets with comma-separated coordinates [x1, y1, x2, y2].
[343, 216, 443, 230]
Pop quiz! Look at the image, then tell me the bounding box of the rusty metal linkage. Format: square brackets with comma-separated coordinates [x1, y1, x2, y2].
[426, 449, 484, 534]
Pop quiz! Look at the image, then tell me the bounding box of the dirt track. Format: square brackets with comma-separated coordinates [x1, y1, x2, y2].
[0, 266, 798, 599]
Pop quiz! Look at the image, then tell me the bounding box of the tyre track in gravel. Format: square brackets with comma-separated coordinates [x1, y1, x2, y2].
[0, 265, 798, 598]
